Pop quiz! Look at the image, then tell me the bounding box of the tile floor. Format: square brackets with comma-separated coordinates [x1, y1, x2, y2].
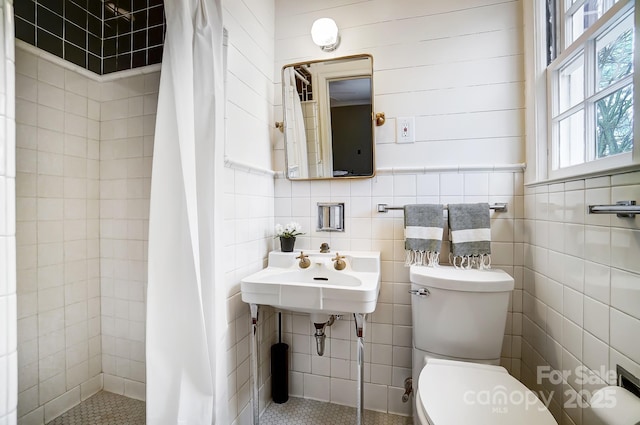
[260, 397, 414, 425]
[46, 391, 145, 425]
[46, 391, 412, 425]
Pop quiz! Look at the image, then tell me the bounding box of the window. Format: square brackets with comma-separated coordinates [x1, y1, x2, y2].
[547, 0, 635, 177]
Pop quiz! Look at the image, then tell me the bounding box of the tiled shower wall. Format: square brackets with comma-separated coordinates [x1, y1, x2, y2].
[15, 49, 103, 423]
[273, 170, 524, 415]
[0, 0, 18, 422]
[98, 72, 158, 400]
[14, 46, 159, 423]
[521, 172, 640, 425]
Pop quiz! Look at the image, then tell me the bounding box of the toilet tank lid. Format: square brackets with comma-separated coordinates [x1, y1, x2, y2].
[418, 359, 557, 425]
[410, 265, 514, 292]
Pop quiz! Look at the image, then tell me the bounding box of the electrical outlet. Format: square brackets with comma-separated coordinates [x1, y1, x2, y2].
[396, 116, 415, 143]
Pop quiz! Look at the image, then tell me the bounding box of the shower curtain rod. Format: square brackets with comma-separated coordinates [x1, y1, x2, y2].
[293, 69, 310, 85]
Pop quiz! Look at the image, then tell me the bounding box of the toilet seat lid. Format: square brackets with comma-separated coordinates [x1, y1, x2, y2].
[418, 359, 557, 425]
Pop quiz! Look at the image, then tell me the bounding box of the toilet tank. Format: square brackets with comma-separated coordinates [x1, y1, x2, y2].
[410, 266, 514, 362]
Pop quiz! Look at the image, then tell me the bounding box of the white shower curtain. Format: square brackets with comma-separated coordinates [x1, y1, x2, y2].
[146, 0, 227, 424]
[283, 68, 309, 178]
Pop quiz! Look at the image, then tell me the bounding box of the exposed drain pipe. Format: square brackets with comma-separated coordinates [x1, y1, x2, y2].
[310, 314, 337, 356]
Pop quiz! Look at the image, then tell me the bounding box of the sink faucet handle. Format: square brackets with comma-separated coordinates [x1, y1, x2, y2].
[332, 253, 346, 270]
[296, 251, 311, 269]
[320, 243, 330, 253]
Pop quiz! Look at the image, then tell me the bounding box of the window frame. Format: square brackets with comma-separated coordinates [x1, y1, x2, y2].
[546, 0, 636, 180]
[523, 0, 638, 184]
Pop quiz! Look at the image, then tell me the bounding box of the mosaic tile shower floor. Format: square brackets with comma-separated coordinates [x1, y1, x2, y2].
[46, 391, 145, 425]
[260, 397, 413, 425]
[47, 391, 412, 424]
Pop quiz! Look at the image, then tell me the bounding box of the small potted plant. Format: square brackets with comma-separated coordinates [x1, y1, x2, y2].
[275, 222, 304, 252]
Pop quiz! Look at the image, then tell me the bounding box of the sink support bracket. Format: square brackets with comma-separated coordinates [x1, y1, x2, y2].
[250, 304, 259, 425]
[354, 313, 366, 425]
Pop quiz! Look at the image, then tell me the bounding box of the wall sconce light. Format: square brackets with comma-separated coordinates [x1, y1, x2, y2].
[311, 18, 340, 52]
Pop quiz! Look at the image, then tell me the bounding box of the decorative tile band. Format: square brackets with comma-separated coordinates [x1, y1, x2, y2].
[273, 163, 527, 179]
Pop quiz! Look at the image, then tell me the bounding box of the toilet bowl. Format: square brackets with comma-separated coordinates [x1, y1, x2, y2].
[415, 359, 557, 425]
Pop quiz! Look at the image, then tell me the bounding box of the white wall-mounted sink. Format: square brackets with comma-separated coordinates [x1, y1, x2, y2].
[241, 250, 381, 314]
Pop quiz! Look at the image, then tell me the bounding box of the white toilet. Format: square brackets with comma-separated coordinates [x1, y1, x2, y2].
[410, 265, 557, 424]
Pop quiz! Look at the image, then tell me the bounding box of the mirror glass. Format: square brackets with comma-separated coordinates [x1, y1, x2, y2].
[282, 54, 374, 180]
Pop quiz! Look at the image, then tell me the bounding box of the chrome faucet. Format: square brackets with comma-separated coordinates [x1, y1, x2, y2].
[319, 243, 330, 253]
[332, 253, 346, 270]
[296, 251, 310, 269]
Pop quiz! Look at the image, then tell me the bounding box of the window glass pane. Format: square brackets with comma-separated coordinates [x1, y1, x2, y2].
[596, 84, 633, 158]
[596, 15, 634, 91]
[558, 54, 584, 112]
[569, 6, 586, 43]
[558, 110, 585, 167]
[567, 0, 621, 46]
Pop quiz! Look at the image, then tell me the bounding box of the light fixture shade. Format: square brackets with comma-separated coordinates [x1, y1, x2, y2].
[311, 18, 340, 51]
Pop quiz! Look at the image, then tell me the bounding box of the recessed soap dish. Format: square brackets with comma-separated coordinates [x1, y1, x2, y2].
[317, 202, 344, 232]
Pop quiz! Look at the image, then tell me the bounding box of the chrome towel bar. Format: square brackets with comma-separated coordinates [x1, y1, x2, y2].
[588, 200, 638, 218]
[377, 203, 508, 213]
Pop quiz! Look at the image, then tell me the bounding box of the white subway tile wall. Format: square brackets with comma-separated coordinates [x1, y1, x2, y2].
[222, 1, 277, 423]
[521, 173, 640, 425]
[0, 1, 18, 423]
[99, 71, 157, 401]
[16, 49, 102, 423]
[275, 171, 523, 416]
[223, 167, 276, 424]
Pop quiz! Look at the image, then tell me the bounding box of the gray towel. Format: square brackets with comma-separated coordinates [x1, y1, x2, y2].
[404, 204, 444, 267]
[447, 203, 491, 269]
